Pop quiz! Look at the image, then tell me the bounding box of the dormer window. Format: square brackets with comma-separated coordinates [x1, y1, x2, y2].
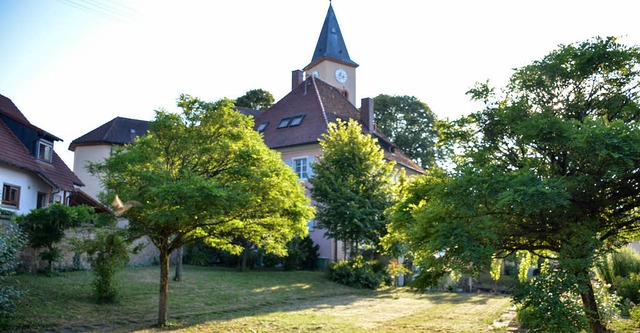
[257, 122, 269, 132]
[37, 140, 53, 163]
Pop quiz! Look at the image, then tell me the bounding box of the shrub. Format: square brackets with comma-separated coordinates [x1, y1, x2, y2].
[0, 220, 26, 328]
[615, 273, 640, 305]
[514, 268, 619, 332]
[283, 236, 319, 271]
[631, 304, 640, 327]
[328, 256, 390, 289]
[81, 230, 130, 303]
[596, 247, 640, 309]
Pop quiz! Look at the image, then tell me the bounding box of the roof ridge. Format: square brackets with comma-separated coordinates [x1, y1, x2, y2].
[310, 76, 329, 126]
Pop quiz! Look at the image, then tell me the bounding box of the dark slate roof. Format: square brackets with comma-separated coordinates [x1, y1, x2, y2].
[0, 94, 61, 141]
[69, 116, 150, 151]
[0, 98, 84, 191]
[254, 77, 424, 174]
[236, 106, 263, 118]
[305, 4, 358, 70]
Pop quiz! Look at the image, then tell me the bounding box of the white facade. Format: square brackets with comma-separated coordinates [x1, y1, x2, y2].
[72, 144, 112, 199]
[0, 164, 62, 215]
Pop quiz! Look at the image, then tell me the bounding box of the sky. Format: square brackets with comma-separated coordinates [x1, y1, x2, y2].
[2, 0, 640, 169]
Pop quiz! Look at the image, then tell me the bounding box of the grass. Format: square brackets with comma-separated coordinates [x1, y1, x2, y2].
[3, 265, 515, 332]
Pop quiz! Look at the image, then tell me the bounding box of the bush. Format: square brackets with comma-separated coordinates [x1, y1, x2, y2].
[283, 236, 319, 271]
[596, 247, 640, 310]
[0, 220, 26, 328]
[328, 256, 390, 289]
[615, 273, 640, 305]
[514, 268, 619, 332]
[631, 304, 640, 327]
[81, 230, 130, 303]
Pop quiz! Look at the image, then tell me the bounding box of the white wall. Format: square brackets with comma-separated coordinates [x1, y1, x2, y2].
[0, 165, 53, 215]
[72, 145, 112, 200]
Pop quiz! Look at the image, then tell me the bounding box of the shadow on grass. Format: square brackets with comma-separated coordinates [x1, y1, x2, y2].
[3, 265, 508, 333]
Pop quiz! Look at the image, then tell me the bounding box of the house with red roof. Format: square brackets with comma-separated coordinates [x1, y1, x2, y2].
[70, 3, 424, 263]
[0, 94, 85, 215]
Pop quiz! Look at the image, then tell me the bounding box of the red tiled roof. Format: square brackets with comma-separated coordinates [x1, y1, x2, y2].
[0, 94, 84, 191]
[255, 77, 425, 174]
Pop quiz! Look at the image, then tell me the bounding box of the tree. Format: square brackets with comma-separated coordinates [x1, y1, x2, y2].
[235, 88, 274, 110]
[389, 37, 640, 333]
[373, 94, 438, 169]
[310, 119, 395, 260]
[90, 94, 314, 327]
[18, 204, 93, 273]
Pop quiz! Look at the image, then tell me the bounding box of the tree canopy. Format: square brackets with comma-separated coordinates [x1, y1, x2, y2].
[388, 37, 640, 333]
[91, 94, 314, 326]
[235, 88, 274, 110]
[310, 119, 395, 259]
[373, 94, 438, 169]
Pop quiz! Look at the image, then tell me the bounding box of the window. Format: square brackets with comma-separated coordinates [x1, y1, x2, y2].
[277, 118, 291, 128]
[294, 158, 309, 180]
[307, 219, 316, 232]
[277, 114, 306, 129]
[37, 140, 53, 163]
[289, 115, 305, 127]
[2, 184, 20, 208]
[257, 122, 269, 132]
[37, 192, 48, 209]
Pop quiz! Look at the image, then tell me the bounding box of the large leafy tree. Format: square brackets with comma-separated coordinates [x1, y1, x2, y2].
[373, 94, 438, 169]
[235, 88, 274, 110]
[91, 95, 314, 327]
[389, 37, 640, 333]
[310, 119, 395, 260]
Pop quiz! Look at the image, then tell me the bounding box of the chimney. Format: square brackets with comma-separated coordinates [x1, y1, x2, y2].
[292, 70, 304, 91]
[360, 97, 374, 133]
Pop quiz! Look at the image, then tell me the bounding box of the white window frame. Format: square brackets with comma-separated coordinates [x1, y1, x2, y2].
[37, 139, 53, 163]
[293, 157, 309, 180]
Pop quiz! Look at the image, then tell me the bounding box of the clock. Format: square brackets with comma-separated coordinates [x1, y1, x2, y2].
[335, 68, 348, 84]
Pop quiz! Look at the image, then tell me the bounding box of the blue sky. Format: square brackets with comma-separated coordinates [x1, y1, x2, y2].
[2, 0, 640, 168]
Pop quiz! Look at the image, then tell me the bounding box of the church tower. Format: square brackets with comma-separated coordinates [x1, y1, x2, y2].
[304, 3, 358, 106]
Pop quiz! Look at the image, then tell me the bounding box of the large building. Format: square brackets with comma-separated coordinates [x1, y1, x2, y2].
[70, 3, 424, 262]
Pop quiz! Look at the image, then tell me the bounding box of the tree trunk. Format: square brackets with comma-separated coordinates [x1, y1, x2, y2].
[580, 277, 608, 333]
[240, 245, 250, 272]
[173, 246, 183, 282]
[157, 246, 170, 327]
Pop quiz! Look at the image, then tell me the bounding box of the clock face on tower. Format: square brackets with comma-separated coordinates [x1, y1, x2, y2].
[335, 68, 348, 84]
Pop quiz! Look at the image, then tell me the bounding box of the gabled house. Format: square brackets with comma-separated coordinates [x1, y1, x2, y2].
[0, 94, 85, 215]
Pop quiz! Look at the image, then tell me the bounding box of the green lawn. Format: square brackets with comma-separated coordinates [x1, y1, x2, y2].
[4, 265, 514, 332]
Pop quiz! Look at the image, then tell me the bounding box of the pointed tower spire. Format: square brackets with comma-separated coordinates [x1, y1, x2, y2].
[305, 3, 358, 70]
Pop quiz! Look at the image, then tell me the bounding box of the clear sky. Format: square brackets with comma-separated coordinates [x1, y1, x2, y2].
[2, 0, 640, 169]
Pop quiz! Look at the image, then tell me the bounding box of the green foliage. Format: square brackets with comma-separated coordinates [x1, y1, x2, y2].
[310, 119, 395, 257]
[373, 94, 438, 169]
[81, 230, 130, 303]
[17, 204, 94, 272]
[235, 88, 274, 110]
[282, 236, 319, 271]
[0, 221, 26, 328]
[328, 256, 390, 289]
[514, 269, 620, 332]
[89, 94, 314, 326]
[631, 304, 640, 327]
[391, 36, 640, 332]
[596, 247, 640, 305]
